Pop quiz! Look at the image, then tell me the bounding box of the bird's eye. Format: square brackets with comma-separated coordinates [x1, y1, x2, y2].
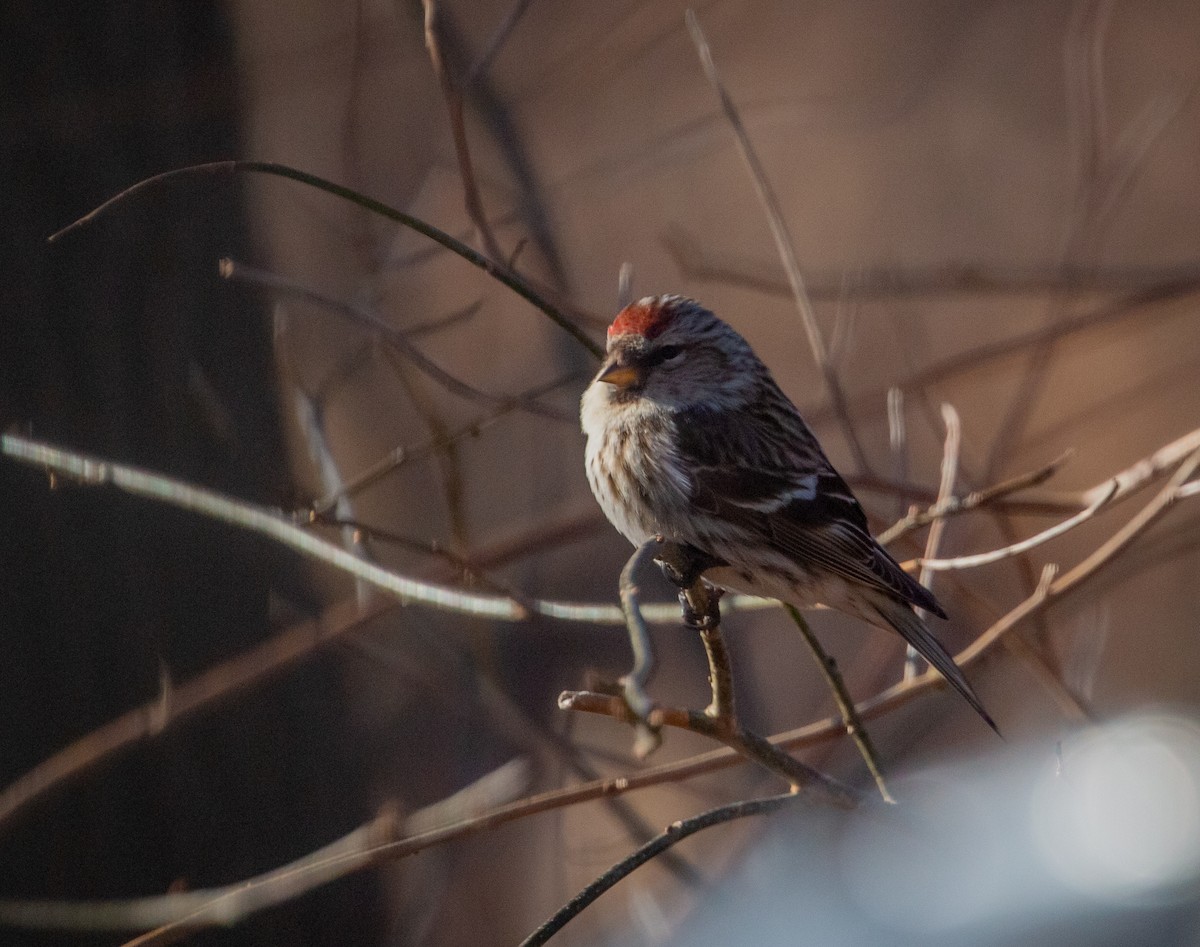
[649, 344, 685, 367]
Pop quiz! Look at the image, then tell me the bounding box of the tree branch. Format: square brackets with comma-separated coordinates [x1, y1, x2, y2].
[48, 160, 603, 358]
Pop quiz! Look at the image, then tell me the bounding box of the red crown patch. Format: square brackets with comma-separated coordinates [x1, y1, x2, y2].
[608, 300, 674, 339]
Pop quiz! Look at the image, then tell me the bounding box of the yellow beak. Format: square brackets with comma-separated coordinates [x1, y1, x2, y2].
[597, 361, 642, 389]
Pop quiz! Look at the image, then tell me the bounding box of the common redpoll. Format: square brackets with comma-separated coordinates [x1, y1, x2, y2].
[581, 294, 996, 731]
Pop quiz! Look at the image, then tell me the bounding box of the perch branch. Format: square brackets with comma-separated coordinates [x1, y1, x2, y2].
[572, 541, 857, 799]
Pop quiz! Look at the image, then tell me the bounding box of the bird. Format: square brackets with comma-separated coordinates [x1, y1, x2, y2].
[580, 293, 996, 732]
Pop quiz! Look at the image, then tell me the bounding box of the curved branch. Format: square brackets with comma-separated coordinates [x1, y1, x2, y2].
[48, 160, 603, 358]
[518, 792, 802, 947]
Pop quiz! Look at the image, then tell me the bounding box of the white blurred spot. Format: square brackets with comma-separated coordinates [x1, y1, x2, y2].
[836, 773, 1008, 933]
[1032, 714, 1200, 902]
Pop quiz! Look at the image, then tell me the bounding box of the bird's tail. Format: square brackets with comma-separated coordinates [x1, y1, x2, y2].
[869, 595, 999, 734]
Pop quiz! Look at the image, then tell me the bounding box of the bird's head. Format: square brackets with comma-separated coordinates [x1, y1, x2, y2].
[594, 295, 760, 410]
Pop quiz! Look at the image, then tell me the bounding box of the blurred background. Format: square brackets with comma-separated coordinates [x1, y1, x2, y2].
[2, 1, 1200, 944]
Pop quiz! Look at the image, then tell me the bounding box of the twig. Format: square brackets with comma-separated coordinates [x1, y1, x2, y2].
[307, 369, 580, 514]
[0, 434, 527, 620]
[663, 226, 1200, 300]
[887, 387, 909, 521]
[291, 390, 373, 603]
[617, 261, 634, 308]
[558, 691, 856, 806]
[908, 404, 961, 679]
[220, 257, 572, 421]
[806, 280, 1200, 433]
[518, 792, 803, 947]
[48, 160, 604, 358]
[8, 430, 1199, 632]
[914, 480, 1118, 571]
[786, 606, 894, 804]
[8, 456, 1197, 937]
[876, 450, 1073, 545]
[581, 542, 856, 798]
[0, 760, 529, 940]
[467, 0, 535, 84]
[0, 598, 391, 831]
[684, 10, 870, 475]
[423, 0, 505, 262]
[616, 538, 664, 756]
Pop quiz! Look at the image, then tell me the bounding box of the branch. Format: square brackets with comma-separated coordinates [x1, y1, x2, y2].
[663, 226, 1200, 300]
[913, 480, 1118, 572]
[615, 538, 664, 757]
[220, 258, 572, 421]
[908, 404, 961, 678]
[0, 760, 530, 940]
[685, 10, 870, 475]
[786, 606, 893, 804]
[48, 160, 603, 358]
[9, 428, 1200, 631]
[808, 279, 1200, 432]
[875, 450, 1074, 545]
[518, 792, 803, 947]
[558, 691, 857, 807]
[423, 0, 505, 262]
[0, 598, 388, 832]
[0, 434, 529, 620]
[307, 370, 579, 514]
[570, 542, 859, 801]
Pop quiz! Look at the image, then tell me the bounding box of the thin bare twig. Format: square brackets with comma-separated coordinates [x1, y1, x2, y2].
[786, 606, 893, 804]
[307, 369, 580, 514]
[617, 261, 634, 308]
[519, 792, 803, 947]
[616, 538, 664, 756]
[684, 10, 870, 475]
[0, 598, 391, 831]
[220, 257, 572, 421]
[559, 691, 857, 805]
[0, 760, 529, 940]
[663, 226, 1200, 299]
[908, 404, 961, 679]
[876, 450, 1073, 545]
[808, 280, 1200, 433]
[914, 480, 1118, 572]
[9, 428, 1199, 638]
[424, 0, 505, 262]
[581, 542, 857, 797]
[887, 387, 909, 522]
[467, 0, 535, 84]
[48, 161, 604, 358]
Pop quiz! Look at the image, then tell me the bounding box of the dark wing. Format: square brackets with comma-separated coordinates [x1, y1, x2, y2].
[675, 395, 945, 618]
